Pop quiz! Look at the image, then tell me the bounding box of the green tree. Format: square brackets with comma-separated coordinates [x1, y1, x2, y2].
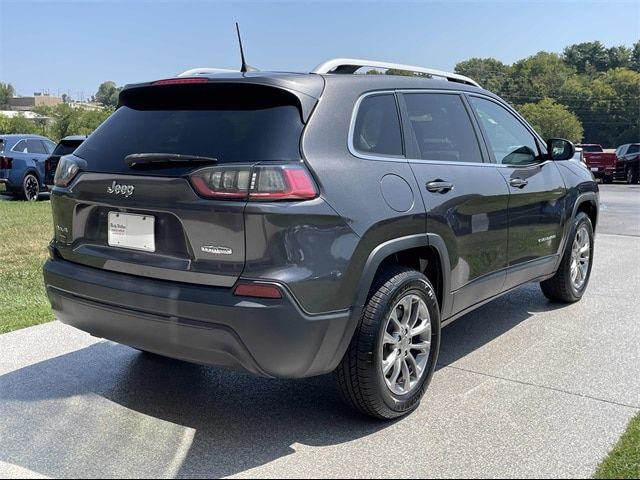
[504, 52, 576, 105]
[563, 41, 609, 73]
[630, 41, 640, 72]
[49, 103, 80, 140]
[0, 115, 10, 132]
[0, 82, 15, 108]
[95, 81, 121, 108]
[518, 98, 584, 143]
[607, 45, 631, 70]
[5, 114, 40, 135]
[587, 68, 640, 146]
[454, 58, 510, 94]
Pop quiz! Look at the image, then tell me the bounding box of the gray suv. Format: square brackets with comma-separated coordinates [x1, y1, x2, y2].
[43, 59, 598, 419]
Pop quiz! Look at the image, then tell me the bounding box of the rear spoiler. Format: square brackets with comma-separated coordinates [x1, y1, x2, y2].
[118, 76, 324, 123]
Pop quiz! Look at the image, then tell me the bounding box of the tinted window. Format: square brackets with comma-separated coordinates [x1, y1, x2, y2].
[404, 93, 482, 162]
[12, 140, 27, 153]
[470, 96, 539, 165]
[582, 145, 602, 153]
[43, 139, 56, 154]
[74, 84, 304, 176]
[353, 94, 403, 157]
[26, 139, 47, 154]
[53, 140, 84, 156]
[628, 144, 639, 154]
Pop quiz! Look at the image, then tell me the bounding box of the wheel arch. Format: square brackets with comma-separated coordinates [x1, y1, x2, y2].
[352, 233, 452, 322]
[573, 193, 598, 232]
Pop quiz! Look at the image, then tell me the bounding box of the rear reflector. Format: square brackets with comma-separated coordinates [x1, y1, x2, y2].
[233, 282, 283, 299]
[0, 156, 12, 169]
[152, 78, 209, 86]
[190, 164, 318, 201]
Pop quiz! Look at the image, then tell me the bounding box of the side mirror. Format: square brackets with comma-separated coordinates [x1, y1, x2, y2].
[547, 138, 575, 161]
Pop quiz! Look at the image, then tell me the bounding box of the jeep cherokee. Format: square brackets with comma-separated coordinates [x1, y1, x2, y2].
[43, 59, 598, 419]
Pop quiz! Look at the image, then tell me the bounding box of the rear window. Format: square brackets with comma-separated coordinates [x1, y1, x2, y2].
[582, 145, 602, 153]
[53, 140, 84, 156]
[74, 83, 304, 176]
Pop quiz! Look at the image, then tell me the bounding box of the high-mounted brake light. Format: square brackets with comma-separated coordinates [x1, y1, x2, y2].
[190, 164, 318, 201]
[151, 78, 209, 86]
[0, 156, 12, 169]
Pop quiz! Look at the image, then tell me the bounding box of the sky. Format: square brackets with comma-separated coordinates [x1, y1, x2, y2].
[1, 0, 639, 99]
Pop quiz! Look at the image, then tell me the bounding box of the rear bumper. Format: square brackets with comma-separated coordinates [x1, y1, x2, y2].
[43, 256, 353, 378]
[589, 167, 614, 177]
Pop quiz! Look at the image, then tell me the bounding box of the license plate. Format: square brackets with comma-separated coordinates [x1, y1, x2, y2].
[108, 212, 155, 252]
[590, 167, 599, 172]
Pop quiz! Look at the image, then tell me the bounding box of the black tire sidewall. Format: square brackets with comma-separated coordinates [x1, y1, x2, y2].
[22, 174, 39, 201]
[372, 275, 441, 416]
[566, 213, 594, 299]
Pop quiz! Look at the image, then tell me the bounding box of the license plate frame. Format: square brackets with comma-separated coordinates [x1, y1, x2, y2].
[108, 212, 156, 252]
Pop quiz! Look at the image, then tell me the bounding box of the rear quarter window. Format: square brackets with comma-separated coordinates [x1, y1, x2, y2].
[351, 94, 403, 158]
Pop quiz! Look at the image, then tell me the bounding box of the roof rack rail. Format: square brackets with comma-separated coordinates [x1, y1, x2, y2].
[311, 58, 481, 88]
[177, 67, 236, 77]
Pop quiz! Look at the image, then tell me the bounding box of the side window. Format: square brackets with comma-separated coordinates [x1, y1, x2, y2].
[403, 93, 483, 162]
[628, 145, 639, 155]
[352, 94, 403, 157]
[26, 139, 47, 154]
[12, 140, 28, 153]
[469, 96, 540, 165]
[44, 139, 56, 154]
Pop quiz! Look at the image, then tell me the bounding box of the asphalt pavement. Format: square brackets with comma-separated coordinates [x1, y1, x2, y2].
[0, 184, 638, 478]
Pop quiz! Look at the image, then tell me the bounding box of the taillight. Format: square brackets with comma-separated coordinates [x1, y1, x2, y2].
[54, 156, 84, 187]
[0, 156, 12, 169]
[190, 164, 318, 201]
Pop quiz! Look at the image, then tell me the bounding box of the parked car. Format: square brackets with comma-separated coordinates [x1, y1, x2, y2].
[613, 143, 640, 184]
[44, 136, 87, 187]
[0, 134, 56, 200]
[576, 144, 616, 183]
[572, 147, 585, 164]
[43, 59, 598, 419]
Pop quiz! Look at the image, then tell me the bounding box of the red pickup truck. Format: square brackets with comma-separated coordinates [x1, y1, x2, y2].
[576, 144, 617, 183]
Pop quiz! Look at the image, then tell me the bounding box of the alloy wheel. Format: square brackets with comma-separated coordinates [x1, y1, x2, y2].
[570, 224, 591, 290]
[381, 293, 431, 396]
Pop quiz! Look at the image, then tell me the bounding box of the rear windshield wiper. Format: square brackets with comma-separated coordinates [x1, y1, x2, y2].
[125, 153, 218, 168]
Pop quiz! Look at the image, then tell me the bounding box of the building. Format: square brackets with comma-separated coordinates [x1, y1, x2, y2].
[9, 94, 63, 111]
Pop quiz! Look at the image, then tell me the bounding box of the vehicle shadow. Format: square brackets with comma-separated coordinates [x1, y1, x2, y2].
[437, 282, 564, 368]
[0, 283, 563, 478]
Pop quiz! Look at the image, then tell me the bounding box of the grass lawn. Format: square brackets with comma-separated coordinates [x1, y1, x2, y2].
[0, 199, 55, 333]
[595, 414, 640, 479]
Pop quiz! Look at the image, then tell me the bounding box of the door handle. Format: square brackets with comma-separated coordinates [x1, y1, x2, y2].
[510, 178, 528, 188]
[426, 180, 454, 193]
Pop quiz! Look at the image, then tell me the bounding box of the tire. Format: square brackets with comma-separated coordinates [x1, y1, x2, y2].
[603, 175, 613, 184]
[540, 212, 594, 303]
[20, 173, 40, 201]
[336, 265, 441, 420]
[626, 167, 639, 184]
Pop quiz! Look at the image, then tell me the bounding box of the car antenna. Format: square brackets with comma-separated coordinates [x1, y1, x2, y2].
[236, 22, 258, 73]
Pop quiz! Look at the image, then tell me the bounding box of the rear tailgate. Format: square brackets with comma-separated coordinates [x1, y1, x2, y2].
[585, 152, 617, 172]
[50, 81, 316, 287]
